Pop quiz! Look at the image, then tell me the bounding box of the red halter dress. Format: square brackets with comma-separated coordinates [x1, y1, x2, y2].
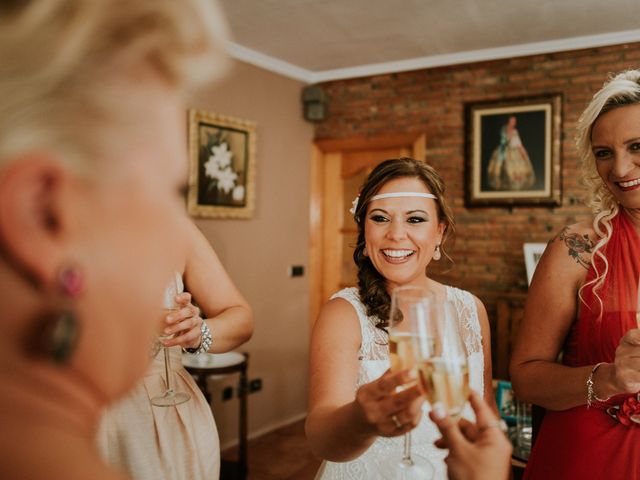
[524, 211, 640, 479]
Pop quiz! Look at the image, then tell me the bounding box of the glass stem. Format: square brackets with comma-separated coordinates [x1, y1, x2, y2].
[163, 346, 173, 392]
[402, 431, 413, 464]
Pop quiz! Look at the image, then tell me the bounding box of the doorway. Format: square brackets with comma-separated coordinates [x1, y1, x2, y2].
[309, 133, 427, 326]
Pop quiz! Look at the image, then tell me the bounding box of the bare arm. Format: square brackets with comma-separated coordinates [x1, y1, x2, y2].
[165, 219, 253, 352]
[510, 225, 600, 409]
[305, 298, 424, 461]
[474, 296, 497, 411]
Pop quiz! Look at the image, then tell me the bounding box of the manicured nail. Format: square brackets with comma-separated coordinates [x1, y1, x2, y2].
[432, 403, 446, 419]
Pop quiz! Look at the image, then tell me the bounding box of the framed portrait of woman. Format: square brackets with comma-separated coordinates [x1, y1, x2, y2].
[465, 94, 562, 207]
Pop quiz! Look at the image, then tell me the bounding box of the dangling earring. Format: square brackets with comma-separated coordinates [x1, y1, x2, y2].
[34, 265, 83, 363]
[433, 244, 441, 261]
[363, 246, 368, 257]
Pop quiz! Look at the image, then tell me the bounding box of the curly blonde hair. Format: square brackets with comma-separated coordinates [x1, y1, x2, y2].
[576, 69, 640, 312]
[0, 0, 229, 173]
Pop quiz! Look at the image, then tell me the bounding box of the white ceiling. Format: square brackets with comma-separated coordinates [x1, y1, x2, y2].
[219, 0, 640, 83]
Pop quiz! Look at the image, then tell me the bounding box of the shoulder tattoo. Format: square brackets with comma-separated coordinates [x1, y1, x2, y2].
[557, 227, 594, 270]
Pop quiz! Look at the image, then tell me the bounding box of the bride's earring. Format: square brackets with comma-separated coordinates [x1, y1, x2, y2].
[433, 244, 441, 261]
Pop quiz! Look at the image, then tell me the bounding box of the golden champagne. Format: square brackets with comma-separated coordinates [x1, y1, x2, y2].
[389, 332, 421, 373]
[418, 357, 469, 416]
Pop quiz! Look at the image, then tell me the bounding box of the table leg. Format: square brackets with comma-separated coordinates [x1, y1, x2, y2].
[239, 355, 248, 480]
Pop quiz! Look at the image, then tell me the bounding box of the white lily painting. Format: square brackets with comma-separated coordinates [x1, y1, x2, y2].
[188, 110, 256, 219]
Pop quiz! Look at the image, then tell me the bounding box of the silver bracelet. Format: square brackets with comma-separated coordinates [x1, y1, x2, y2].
[183, 322, 212, 355]
[586, 362, 611, 408]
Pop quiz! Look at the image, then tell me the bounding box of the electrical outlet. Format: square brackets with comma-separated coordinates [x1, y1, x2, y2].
[222, 386, 233, 401]
[288, 265, 304, 277]
[249, 378, 262, 393]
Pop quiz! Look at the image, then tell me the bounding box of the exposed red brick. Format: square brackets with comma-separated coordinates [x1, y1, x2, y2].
[314, 42, 640, 320]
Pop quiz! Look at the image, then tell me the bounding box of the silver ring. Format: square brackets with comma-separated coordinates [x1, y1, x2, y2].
[391, 415, 402, 429]
[478, 419, 508, 433]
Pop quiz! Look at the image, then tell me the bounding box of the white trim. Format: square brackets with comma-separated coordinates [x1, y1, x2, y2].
[219, 411, 308, 452]
[226, 41, 312, 83]
[227, 29, 640, 84]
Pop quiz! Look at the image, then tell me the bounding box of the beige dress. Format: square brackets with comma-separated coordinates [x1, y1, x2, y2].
[96, 275, 220, 480]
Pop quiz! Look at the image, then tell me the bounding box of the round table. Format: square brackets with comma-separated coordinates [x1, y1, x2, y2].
[183, 351, 249, 480]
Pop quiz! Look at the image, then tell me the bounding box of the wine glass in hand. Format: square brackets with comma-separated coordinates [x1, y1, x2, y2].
[385, 285, 436, 480]
[419, 300, 469, 419]
[151, 274, 191, 407]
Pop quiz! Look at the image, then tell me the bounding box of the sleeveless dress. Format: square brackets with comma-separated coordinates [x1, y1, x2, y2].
[524, 211, 640, 479]
[314, 286, 485, 480]
[96, 273, 220, 480]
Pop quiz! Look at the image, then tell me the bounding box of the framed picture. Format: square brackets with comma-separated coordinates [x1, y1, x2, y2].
[465, 94, 562, 207]
[495, 380, 516, 425]
[523, 242, 547, 285]
[187, 109, 256, 219]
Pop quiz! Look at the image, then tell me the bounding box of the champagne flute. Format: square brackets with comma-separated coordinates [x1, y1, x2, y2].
[385, 285, 436, 480]
[419, 300, 469, 419]
[151, 274, 191, 407]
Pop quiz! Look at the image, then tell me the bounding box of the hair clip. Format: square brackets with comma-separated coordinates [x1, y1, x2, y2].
[349, 195, 359, 216]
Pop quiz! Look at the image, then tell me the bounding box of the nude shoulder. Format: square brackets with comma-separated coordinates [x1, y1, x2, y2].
[313, 297, 361, 340]
[546, 221, 598, 271]
[310, 296, 363, 364]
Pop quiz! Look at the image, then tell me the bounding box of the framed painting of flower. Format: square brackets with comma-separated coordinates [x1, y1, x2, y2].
[187, 109, 256, 219]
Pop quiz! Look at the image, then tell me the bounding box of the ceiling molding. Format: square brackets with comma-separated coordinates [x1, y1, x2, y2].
[226, 41, 312, 83]
[228, 29, 640, 84]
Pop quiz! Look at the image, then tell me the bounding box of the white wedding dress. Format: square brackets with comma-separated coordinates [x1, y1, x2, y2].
[314, 286, 485, 480]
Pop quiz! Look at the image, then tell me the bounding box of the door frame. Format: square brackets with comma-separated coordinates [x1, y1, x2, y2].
[308, 133, 427, 328]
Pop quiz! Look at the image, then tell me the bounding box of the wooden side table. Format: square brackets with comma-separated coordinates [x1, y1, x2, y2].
[183, 351, 249, 480]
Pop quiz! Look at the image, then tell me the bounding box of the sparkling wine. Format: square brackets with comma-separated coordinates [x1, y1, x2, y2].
[389, 332, 420, 373]
[419, 357, 469, 416]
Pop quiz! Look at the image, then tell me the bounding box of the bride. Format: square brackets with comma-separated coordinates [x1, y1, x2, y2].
[305, 157, 494, 479]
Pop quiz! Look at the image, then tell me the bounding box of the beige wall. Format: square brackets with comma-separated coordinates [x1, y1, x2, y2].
[191, 61, 314, 447]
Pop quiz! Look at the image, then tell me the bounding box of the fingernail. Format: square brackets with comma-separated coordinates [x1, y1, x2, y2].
[432, 403, 446, 419]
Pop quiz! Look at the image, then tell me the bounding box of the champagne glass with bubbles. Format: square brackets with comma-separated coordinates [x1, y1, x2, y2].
[385, 285, 436, 480]
[151, 274, 191, 407]
[418, 299, 469, 419]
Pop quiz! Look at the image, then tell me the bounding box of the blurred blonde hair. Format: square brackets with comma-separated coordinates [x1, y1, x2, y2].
[0, 0, 230, 173]
[575, 69, 640, 311]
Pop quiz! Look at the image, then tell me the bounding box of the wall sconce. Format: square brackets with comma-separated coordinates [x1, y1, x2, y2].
[302, 85, 328, 122]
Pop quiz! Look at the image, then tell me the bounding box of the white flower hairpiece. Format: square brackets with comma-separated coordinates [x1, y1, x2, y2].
[349, 195, 360, 216]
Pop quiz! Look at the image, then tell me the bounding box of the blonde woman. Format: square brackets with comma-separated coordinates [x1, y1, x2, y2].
[511, 70, 640, 479]
[0, 1, 229, 479]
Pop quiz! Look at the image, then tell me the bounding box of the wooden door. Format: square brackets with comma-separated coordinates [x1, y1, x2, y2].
[309, 133, 426, 327]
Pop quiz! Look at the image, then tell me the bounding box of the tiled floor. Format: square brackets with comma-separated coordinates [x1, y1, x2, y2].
[221, 419, 322, 480]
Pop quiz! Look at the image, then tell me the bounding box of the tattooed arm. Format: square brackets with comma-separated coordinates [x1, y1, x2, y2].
[510, 223, 605, 410]
[556, 226, 595, 270]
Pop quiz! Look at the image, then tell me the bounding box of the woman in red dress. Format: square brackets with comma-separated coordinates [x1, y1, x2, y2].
[511, 69, 640, 479]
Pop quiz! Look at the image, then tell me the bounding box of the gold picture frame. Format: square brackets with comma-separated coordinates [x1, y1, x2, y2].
[465, 94, 562, 207]
[187, 109, 256, 219]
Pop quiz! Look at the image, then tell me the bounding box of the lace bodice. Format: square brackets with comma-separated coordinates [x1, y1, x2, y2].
[314, 286, 485, 480]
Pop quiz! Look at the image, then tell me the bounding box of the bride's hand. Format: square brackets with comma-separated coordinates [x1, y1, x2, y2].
[354, 369, 425, 437]
[162, 292, 204, 349]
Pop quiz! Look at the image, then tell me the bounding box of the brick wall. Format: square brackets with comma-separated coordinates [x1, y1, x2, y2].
[315, 43, 640, 314]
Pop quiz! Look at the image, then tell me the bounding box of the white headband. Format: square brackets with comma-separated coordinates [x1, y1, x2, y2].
[349, 192, 437, 217]
[370, 192, 436, 201]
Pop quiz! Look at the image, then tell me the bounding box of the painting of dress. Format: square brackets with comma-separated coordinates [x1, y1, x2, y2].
[465, 95, 562, 207]
[486, 116, 536, 191]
